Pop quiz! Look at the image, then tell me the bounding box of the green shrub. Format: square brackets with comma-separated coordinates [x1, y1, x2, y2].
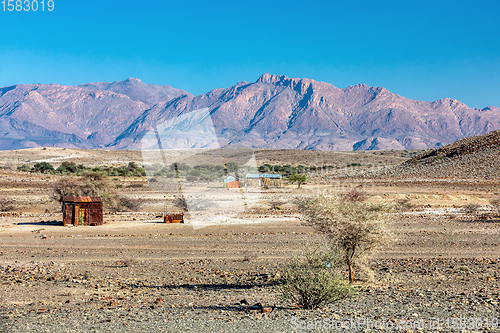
[278, 245, 353, 310]
[32, 162, 55, 174]
[17, 164, 31, 172]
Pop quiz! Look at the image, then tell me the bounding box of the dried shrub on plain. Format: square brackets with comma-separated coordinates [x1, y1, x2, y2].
[269, 199, 286, 210]
[340, 188, 368, 203]
[173, 196, 188, 212]
[490, 198, 500, 212]
[278, 244, 353, 309]
[119, 197, 143, 212]
[52, 172, 142, 212]
[0, 199, 15, 212]
[395, 198, 415, 211]
[463, 203, 481, 214]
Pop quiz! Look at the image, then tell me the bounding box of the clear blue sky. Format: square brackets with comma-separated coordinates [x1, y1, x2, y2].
[0, 0, 499, 108]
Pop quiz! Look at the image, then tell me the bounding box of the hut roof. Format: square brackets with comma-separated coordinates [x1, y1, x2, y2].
[224, 176, 237, 182]
[245, 173, 281, 179]
[62, 196, 102, 203]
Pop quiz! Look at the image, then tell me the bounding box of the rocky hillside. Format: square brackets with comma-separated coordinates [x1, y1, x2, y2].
[387, 130, 500, 179]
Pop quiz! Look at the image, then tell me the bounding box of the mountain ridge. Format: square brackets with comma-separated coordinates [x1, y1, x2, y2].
[0, 74, 499, 151]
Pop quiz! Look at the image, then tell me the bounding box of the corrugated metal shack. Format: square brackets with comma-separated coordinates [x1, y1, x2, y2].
[245, 173, 282, 188]
[62, 196, 103, 226]
[223, 175, 240, 188]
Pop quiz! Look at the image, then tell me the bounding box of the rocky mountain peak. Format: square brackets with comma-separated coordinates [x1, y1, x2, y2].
[124, 77, 142, 83]
[257, 73, 314, 95]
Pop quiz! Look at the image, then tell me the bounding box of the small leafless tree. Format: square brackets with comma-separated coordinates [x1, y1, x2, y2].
[296, 195, 392, 283]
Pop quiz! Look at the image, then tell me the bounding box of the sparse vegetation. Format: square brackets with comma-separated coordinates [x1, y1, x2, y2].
[463, 203, 481, 214]
[20, 161, 146, 177]
[17, 164, 31, 172]
[118, 196, 143, 212]
[0, 199, 16, 212]
[269, 199, 286, 210]
[52, 172, 142, 212]
[278, 244, 353, 309]
[173, 196, 188, 212]
[296, 195, 392, 283]
[395, 198, 415, 211]
[340, 188, 368, 203]
[490, 198, 500, 213]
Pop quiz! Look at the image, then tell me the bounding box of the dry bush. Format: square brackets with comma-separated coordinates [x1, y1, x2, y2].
[126, 183, 144, 188]
[293, 195, 319, 211]
[490, 198, 500, 212]
[52, 172, 110, 200]
[395, 198, 415, 211]
[340, 188, 368, 203]
[298, 195, 392, 283]
[53, 172, 142, 212]
[116, 257, 137, 268]
[463, 203, 481, 214]
[240, 251, 258, 262]
[269, 199, 286, 210]
[0, 199, 15, 212]
[279, 244, 353, 309]
[173, 196, 188, 212]
[119, 197, 143, 212]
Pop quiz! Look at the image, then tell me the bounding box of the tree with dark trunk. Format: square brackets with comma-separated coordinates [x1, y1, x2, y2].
[295, 195, 392, 283]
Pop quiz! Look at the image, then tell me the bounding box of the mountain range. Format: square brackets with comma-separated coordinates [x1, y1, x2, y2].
[0, 74, 498, 151]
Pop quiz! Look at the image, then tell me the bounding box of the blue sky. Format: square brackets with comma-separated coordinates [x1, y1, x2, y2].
[0, 0, 499, 108]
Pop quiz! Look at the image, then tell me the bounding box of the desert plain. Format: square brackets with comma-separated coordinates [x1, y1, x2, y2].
[0, 147, 498, 332]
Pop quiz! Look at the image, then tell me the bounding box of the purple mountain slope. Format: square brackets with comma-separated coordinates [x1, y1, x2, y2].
[0, 79, 190, 149]
[0, 74, 498, 151]
[108, 74, 500, 151]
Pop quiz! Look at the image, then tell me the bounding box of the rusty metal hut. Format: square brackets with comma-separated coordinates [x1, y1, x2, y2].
[62, 196, 103, 226]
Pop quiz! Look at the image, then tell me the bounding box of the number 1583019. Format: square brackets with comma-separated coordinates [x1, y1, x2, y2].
[2, 0, 54, 11]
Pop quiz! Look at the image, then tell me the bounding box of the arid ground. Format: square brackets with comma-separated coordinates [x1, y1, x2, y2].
[0, 148, 498, 332]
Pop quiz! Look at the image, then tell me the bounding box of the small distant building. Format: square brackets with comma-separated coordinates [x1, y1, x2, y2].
[62, 196, 103, 226]
[223, 175, 240, 188]
[245, 173, 282, 188]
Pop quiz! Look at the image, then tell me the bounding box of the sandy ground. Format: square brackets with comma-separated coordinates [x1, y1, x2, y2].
[0, 149, 498, 332]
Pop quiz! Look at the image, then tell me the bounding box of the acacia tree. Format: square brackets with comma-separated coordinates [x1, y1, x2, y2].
[288, 173, 307, 188]
[296, 196, 391, 283]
